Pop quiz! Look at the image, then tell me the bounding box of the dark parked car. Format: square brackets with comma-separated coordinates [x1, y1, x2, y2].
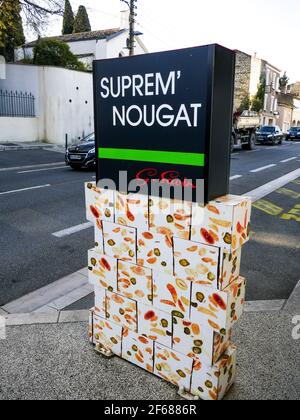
[65, 133, 96, 169]
[256, 126, 283, 145]
[286, 127, 300, 141]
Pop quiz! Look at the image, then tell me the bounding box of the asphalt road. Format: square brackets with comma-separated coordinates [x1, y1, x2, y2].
[0, 142, 300, 306]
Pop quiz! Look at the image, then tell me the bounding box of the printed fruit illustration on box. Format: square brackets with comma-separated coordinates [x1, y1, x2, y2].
[149, 196, 192, 240]
[190, 344, 237, 401]
[103, 221, 137, 263]
[85, 182, 115, 223]
[138, 304, 173, 348]
[115, 192, 149, 231]
[94, 285, 106, 318]
[153, 272, 191, 319]
[191, 196, 251, 252]
[88, 248, 118, 292]
[154, 343, 194, 391]
[172, 317, 232, 366]
[190, 277, 246, 334]
[137, 230, 174, 273]
[173, 237, 219, 287]
[118, 261, 153, 305]
[174, 238, 242, 291]
[106, 291, 138, 332]
[92, 312, 123, 357]
[94, 218, 104, 253]
[122, 329, 155, 373]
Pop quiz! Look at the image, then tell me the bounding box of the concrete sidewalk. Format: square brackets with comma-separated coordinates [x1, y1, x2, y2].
[0, 287, 299, 400]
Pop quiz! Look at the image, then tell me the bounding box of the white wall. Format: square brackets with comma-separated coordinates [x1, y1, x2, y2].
[292, 98, 300, 125]
[105, 32, 148, 59]
[0, 56, 6, 80]
[0, 64, 39, 99]
[0, 64, 94, 144]
[106, 32, 129, 58]
[0, 117, 40, 142]
[39, 66, 94, 144]
[68, 40, 97, 57]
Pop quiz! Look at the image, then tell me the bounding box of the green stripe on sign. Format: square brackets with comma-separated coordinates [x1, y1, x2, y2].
[98, 148, 205, 167]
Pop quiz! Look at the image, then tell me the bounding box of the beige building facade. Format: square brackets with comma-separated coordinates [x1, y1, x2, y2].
[234, 51, 281, 127]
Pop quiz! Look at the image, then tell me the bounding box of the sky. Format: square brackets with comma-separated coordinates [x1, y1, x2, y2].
[26, 0, 300, 82]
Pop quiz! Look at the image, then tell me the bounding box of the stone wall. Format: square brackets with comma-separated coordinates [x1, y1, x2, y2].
[233, 51, 252, 112]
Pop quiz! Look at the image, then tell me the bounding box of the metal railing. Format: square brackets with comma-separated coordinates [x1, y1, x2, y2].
[0, 90, 36, 117]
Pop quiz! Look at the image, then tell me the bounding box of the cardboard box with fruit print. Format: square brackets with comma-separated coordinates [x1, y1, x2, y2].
[191, 195, 252, 252]
[174, 237, 242, 291]
[85, 183, 251, 401]
[172, 317, 232, 367]
[190, 344, 237, 401]
[122, 329, 155, 373]
[85, 182, 115, 224]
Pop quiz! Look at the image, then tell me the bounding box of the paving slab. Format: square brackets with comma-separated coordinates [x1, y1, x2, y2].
[0, 311, 298, 400]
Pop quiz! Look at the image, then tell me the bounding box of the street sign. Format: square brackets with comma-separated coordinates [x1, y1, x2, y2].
[93, 44, 235, 203]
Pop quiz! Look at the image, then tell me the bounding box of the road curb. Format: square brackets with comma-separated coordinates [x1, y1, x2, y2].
[283, 279, 300, 315]
[1, 310, 89, 326]
[0, 144, 62, 152]
[1, 268, 91, 314]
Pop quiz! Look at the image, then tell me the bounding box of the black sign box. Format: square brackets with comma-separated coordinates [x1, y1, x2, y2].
[93, 44, 235, 203]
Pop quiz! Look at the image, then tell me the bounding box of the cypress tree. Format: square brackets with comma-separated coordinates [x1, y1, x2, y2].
[0, 0, 25, 62]
[73, 5, 91, 33]
[62, 0, 74, 35]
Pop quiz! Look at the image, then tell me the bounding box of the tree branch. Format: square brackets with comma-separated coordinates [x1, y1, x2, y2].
[19, 0, 64, 16]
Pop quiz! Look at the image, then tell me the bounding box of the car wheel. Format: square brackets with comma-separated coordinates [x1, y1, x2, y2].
[245, 132, 256, 150]
[231, 135, 235, 153]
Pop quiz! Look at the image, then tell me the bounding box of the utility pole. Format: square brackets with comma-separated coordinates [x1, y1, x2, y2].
[121, 0, 137, 57]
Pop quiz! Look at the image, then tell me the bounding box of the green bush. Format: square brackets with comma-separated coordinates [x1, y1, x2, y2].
[33, 39, 86, 71]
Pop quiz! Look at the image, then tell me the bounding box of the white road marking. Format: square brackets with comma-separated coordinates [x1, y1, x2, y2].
[245, 168, 300, 202]
[18, 166, 67, 174]
[52, 222, 93, 238]
[0, 162, 65, 172]
[230, 175, 243, 180]
[0, 184, 51, 196]
[280, 157, 297, 163]
[250, 164, 277, 173]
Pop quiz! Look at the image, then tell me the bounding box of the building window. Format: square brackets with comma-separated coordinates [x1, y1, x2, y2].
[266, 69, 270, 86]
[264, 94, 268, 111]
[271, 96, 275, 112]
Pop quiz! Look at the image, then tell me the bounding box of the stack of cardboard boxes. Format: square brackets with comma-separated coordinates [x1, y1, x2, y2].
[86, 182, 252, 401]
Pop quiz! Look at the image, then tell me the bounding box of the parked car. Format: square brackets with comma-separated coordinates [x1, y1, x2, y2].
[65, 133, 96, 169]
[256, 126, 283, 145]
[286, 127, 300, 141]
